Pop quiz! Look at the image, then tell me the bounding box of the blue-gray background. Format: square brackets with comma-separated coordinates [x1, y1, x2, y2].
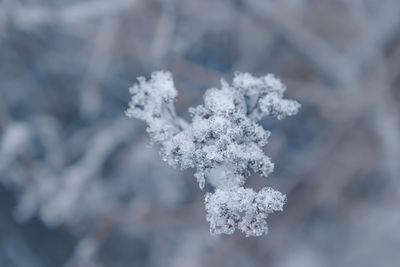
[1, 0, 400, 266]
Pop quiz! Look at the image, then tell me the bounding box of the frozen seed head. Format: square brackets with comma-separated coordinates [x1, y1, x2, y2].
[127, 71, 300, 236]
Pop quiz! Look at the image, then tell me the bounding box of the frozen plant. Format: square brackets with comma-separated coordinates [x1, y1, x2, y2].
[126, 71, 300, 236]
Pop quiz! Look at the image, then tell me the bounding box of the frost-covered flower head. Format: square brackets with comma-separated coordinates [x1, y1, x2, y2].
[126, 71, 300, 236]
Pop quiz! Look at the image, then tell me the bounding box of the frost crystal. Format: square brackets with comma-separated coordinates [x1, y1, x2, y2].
[126, 71, 300, 236]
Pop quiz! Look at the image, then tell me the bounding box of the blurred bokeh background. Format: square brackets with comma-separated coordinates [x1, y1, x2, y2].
[1, 0, 400, 266]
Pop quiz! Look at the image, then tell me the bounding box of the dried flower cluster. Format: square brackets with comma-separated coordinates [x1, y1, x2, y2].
[126, 71, 300, 236]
